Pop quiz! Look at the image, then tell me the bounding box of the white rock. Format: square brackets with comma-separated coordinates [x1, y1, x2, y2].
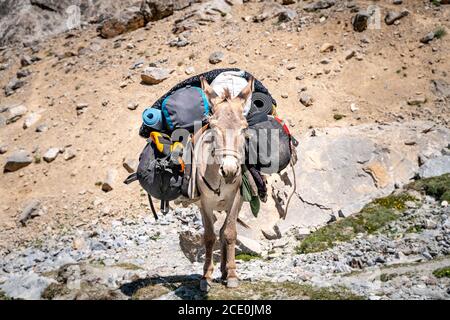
[0, 272, 56, 300]
[102, 169, 117, 192]
[5, 105, 27, 124]
[23, 112, 41, 129]
[237, 235, 262, 255]
[43, 148, 60, 163]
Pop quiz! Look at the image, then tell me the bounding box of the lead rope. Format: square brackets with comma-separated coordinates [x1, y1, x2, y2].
[283, 138, 298, 219]
[282, 159, 297, 220]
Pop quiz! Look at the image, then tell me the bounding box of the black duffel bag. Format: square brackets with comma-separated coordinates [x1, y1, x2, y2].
[246, 113, 295, 174]
[136, 142, 183, 202]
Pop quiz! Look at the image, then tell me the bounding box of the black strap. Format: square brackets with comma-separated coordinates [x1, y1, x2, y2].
[202, 175, 221, 196]
[123, 173, 138, 185]
[148, 194, 158, 220]
[160, 200, 170, 215]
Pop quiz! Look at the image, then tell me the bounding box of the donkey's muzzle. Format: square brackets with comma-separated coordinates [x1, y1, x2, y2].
[220, 157, 240, 182]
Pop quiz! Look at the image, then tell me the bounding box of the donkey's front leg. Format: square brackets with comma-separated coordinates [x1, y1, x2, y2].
[221, 193, 243, 288]
[200, 206, 216, 292]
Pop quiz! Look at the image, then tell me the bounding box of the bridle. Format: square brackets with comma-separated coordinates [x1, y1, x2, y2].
[209, 126, 246, 164]
[199, 126, 246, 195]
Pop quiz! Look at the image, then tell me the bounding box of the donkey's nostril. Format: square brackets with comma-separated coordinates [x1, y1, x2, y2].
[220, 166, 226, 177]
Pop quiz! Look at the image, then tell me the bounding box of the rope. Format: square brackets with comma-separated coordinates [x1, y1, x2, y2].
[283, 157, 297, 220]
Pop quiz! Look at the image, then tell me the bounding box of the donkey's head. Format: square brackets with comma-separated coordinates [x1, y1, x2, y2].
[200, 76, 254, 182]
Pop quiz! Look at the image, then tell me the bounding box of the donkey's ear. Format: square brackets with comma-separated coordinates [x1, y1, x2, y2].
[200, 76, 218, 104]
[236, 76, 254, 105]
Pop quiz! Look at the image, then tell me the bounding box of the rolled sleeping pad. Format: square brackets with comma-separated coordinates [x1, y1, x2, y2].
[142, 108, 163, 131]
[248, 92, 273, 117]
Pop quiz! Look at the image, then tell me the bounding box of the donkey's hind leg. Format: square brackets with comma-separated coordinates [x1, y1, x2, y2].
[200, 206, 216, 292]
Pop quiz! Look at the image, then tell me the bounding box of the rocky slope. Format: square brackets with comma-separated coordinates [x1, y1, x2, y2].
[0, 0, 449, 300]
[1, 175, 449, 300]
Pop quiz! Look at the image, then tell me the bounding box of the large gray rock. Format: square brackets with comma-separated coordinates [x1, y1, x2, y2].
[0, 0, 140, 46]
[18, 199, 42, 226]
[173, 0, 240, 34]
[43, 147, 60, 163]
[140, 0, 174, 22]
[303, 0, 335, 12]
[4, 105, 28, 124]
[236, 235, 263, 256]
[23, 112, 41, 129]
[141, 67, 171, 85]
[431, 79, 450, 100]
[97, 7, 146, 39]
[384, 9, 409, 25]
[418, 155, 450, 178]
[0, 272, 56, 300]
[4, 150, 33, 172]
[237, 121, 450, 240]
[253, 2, 297, 22]
[4, 77, 25, 96]
[179, 229, 205, 263]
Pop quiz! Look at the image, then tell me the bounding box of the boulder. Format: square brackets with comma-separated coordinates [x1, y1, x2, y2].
[384, 9, 409, 25]
[172, 0, 239, 34]
[4, 77, 25, 96]
[253, 2, 297, 22]
[63, 149, 76, 161]
[420, 32, 435, 44]
[179, 229, 205, 263]
[352, 11, 369, 32]
[4, 150, 32, 172]
[237, 121, 450, 240]
[418, 155, 450, 178]
[4, 105, 27, 124]
[18, 199, 41, 225]
[98, 7, 146, 39]
[209, 51, 224, 64]
[43, 148, 60, 163]
[303, 0, 335, 12]
[0, 272, 56, 300]
[141, 67, 170, 85]
[23, 112, 41, 129]
[431, 79, 450, 99]
[140, 0, 174, 22]
[20, 55, 32, 67]
[0, 0, 140, 46]
[236, 235, 263, 256]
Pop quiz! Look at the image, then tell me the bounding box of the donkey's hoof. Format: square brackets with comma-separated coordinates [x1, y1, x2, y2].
[200, 279, 212, 292]
[226, 278, 239, 289]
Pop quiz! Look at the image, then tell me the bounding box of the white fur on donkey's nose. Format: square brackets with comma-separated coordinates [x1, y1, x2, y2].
[220, 157, 238, 177]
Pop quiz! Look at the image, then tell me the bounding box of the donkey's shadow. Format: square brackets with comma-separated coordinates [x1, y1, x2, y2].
[120, 274, 211, 300]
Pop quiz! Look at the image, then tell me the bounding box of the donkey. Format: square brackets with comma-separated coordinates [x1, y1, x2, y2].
[193, 76, 254, 291]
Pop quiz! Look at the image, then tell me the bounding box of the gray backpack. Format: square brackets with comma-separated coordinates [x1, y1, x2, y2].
[161, 86, 210, 132]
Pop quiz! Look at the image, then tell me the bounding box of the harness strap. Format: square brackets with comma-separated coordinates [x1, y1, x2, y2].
[148, 194, 159, 221]
[201, 175, 221, 196]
